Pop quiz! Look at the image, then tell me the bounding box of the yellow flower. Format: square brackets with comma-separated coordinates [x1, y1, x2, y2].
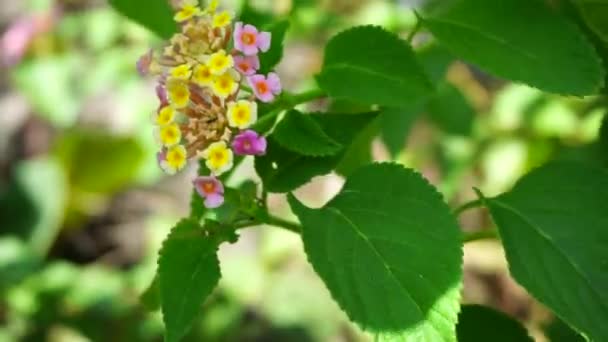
[207, 50, 233, 75]
[227, 100, 257, 129]
[212, 11, 232, 28]
[206, 0, 219, 13]
[174, 4, 201, 22]
[155, 106, 176, 126]
[161, 145, 188, 175]
[158, 124, 182, 147]
[212, 72, 238, 99]
[167, 79, 190, 109]
[170, 64, 192, 80]
[201, 141, 233, 175]
[192, 64, 215, 87]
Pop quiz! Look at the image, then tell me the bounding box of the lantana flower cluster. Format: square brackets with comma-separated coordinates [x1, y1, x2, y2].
[137, 0, 282, 209]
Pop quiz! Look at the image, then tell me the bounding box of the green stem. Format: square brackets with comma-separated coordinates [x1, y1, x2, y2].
[462, 229, 498, 243]
[406, 12, 423, 43]
[264, 215, 302, 234]
[251, 88, 327, 131]
[453, 199, 484, 216]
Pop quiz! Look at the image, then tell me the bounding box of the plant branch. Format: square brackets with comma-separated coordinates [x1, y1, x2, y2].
[453, 199, 484, 216]
[406, 12, 423, 43]
[264, 215, 302, 234]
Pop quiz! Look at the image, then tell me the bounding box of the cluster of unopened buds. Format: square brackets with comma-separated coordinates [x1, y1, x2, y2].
[137, 0, 282, 209]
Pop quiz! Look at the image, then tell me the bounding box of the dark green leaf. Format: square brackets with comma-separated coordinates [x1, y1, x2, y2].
[417, 43, 454, 84]
[380, 105, 424, 157]
[423, 0, 605, 95]
[238, 1, 274, 28]
[109, 0, 177, 39]
[288, 163, 462, 340]
[575, 0, 608, 43]
[259, 20, 289, 74]
[544, 316, 586, 342]
[159, 219, 221, 342]
[273, 110, 343, 156]
[256, 112, 377, 192]
[334, 118, 379, 176]
[316, 26, 434, 107]
[426, 83, 475, 136]
[457, 305, 533, 342]
[484, 162, 608, 341]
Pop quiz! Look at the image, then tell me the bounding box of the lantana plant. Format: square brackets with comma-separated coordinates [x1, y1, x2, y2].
[137, 0, 279, 208]
[125, 0, 608, 341]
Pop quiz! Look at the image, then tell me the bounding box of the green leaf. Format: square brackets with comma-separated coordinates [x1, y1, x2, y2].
[259, 20, 289, 74]
[140, 275, 160, 312]
[426, 83, 475, 136]
[316, 26, 434, 107]
[484, 162, 608, 341]
[380, 106, 422, 157]
[575, 0, 608, 43]
[601, 114, 608, 152]
[422, 0, 605, 95]
[288, 163, 462, 340]
[158, 219, 221, 342]
[272, 110, 343, 156]
[109, 0, 177, 39]
[417, 43, 454, 84]
[0, 158, 67, 256]
[256, 112, 377, 192]
[456, 305, 533, 342]
[334, 118, 379, 177]
[54, 131, 146, 194]
[544, 316, 586, 342]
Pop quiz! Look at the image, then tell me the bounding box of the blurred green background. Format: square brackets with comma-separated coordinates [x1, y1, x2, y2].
[0, 0, 603, 341]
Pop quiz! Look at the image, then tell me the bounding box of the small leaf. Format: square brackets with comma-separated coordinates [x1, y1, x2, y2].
[109, 0, 177, 39]
[417, 43, 454, 84]
[288, 163, 462, 340]
[159, 219, 221, 342]
[259, 20, 290, 74]
[316, 26, 434, 107]
[426, 83, 475, 136]
[423, 0, 605, 95]
[334, 118, 379, 177]
[457, 305, 533, 342]
[256, 112, 377, 192]
[380, 104, 424, 157]
[484, 162, 608, 341]
[272, 110, 343, 156]
[140, 275, 160, 312]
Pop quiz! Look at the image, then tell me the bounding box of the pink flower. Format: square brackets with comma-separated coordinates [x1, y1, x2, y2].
[233, 22, 271, 56]
[136, 49, 154, 76]
[232, 130, 267, 156]
[193, 176, 225, 208]
[248, 73, 281, 103]
[234, 55, 260, 76]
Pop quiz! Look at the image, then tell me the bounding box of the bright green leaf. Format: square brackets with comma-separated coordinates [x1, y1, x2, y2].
[259, 20, 289, 74]
[272, 110, 343, 156]
[159, 219, 221, 342]
[457, 305, 533, 342]
[484, 162, 608, 341]
[423, 0, 605, 95]
[109, 0, 177, 39]
[54, 131, 146, 194]
[256, 112, 377, 192]
[316, 26, 434, 107]
[288, 163, 462, 340]
[426, 83, 475, 136]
